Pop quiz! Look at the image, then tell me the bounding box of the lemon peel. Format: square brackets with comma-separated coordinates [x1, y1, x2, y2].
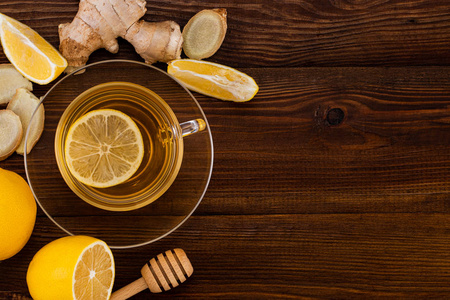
[27, 235, 115, 300]
[0, 167, 36, 260]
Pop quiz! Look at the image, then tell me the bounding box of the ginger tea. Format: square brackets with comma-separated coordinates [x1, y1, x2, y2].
[55, 82, 184, 211]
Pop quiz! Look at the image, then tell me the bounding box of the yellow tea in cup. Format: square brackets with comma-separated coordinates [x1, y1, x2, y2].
[55, 81, 204, 211]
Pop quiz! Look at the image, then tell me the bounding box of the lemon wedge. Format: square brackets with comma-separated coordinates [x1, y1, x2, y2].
[27, 235, 115, 300]
[0, 13, 67, 85]
[167, 59, 259, 102]
[65, 109, 144, 188]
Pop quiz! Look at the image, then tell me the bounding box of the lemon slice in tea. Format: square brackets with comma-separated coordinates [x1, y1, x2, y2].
[65, 109, 144, 188]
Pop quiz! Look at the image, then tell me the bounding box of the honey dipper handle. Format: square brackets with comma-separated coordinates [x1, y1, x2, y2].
[110, 277, 148, 300]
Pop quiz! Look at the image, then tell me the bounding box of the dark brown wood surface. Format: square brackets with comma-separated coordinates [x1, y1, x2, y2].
[1, 0, 450, 299]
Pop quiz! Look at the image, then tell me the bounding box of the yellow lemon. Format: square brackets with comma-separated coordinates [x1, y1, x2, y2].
[27, 235, 115, 300]
[0, 13, 67, 85]
[167, 59, 259, 102]
[0, 167, 36, 260]
[65, 109, 144, 188]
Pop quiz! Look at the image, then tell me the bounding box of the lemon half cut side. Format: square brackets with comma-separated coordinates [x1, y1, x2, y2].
[73, 239, 115, 299]
[64, 109, 144, 188]
[27, 235, 115, 300]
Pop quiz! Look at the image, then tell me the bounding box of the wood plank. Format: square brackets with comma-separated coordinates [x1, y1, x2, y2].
[0, 293, 31, 300]
[2, 214, 450, 298]
[0, 0, 449, 67]
[196, 66, 450, 215]
[0, 1, 448, 299]
[1, 67, 449, 217]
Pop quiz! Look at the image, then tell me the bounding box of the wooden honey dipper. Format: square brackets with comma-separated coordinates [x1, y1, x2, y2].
[110, 249, 193, 299]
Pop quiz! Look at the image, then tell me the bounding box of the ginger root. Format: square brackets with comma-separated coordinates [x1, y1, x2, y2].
[125, 20, 182, 64]
[58, 0, 183, 71]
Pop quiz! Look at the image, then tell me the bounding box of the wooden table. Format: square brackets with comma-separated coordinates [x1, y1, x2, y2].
[1, 0, 450, 299]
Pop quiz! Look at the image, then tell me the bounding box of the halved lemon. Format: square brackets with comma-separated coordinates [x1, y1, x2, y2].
[27, 235, 115, 300]
[65, 109, 144, 188]
[0, 13, 67, 84]
[167, 59, 259, 102]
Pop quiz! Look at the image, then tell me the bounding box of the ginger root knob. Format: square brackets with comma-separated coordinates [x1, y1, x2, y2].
[58, 0, 183, 70]
[125, 20, 183, 64]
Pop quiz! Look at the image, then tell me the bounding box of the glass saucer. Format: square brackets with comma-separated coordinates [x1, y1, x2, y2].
[24, 60, 213, 249]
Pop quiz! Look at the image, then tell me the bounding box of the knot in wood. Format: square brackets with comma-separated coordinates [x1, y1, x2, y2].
[326, 108, 345, 126]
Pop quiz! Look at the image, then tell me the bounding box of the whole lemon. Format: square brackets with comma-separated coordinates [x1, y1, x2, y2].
[27, 235, 115, 300]
[0, 167, 36, 260]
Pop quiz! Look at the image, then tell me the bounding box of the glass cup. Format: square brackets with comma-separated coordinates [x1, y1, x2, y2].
[54, 81, 206, 211]
[24, 60, 213, 248]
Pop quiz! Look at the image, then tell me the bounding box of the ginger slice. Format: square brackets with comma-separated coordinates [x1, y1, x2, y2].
[182, 8, 227, 60]
[0, 110, 23, 161]
[0, 64, 33, 105]
[6, 88, 45, 155]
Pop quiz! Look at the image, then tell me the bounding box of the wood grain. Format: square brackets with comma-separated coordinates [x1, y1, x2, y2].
[3, 214, 450, 299]
[4, 67, 449, 217]
[194, 66, 450, 216]
[0, 0, 448, 67]
[1, 0, 450, 299]
[1, 66, 450, 299]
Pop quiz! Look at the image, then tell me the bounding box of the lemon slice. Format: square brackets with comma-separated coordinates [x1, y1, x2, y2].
[65, 109, 144, 188]
[167, 59, 259, 102]
[0, 13, 67, 85]
[27, 235, 115, 300]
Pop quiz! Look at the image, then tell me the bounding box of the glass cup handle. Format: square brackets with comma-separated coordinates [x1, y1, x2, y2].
[180, 119, 207, 137]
